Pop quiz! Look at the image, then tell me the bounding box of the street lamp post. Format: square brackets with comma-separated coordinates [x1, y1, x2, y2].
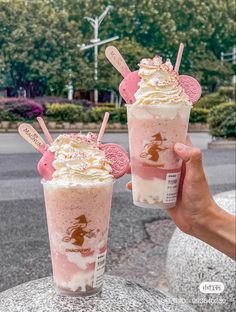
[78, 6, 118, 105]
[220, 46, 236, 98]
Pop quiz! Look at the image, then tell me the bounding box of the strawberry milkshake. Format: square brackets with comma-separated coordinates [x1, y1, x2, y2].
[127, 56, 192, 209]
[42, 132, 114, 296]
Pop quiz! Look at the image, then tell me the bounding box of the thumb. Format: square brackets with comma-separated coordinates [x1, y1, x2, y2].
[174, 143, 204, 173]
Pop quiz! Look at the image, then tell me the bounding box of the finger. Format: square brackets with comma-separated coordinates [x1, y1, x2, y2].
[178, 161, 186, 199]
[174, 143, 205, 178]
[126, 181, 132, 190]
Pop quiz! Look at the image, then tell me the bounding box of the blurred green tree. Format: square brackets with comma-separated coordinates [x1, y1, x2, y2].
[0, 0, 235, 96]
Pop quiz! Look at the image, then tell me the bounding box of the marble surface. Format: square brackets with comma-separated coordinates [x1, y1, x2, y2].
[166, 191, 236, 312]
[0, 275, 196, 312]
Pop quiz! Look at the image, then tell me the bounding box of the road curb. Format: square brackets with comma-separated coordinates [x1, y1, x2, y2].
[208, 139, 236, 150]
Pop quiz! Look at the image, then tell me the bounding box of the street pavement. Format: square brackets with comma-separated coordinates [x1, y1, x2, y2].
[0, 132, 235, 292]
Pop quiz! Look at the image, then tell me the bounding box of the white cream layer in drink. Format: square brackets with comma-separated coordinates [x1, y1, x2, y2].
[43, 133, 113, 295]
[127, 56, 192, 208]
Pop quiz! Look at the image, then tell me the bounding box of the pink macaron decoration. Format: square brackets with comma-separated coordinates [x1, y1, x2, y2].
[178, 75, 202, 103]
[105, 44, 202, 105]
[97, 112, 129, 179]
[100, 143, 129, 178]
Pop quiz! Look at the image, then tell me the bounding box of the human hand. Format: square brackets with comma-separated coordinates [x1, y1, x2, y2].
[126, 136, 215, 235]
[166, 136, 216, 235]
[126, 137, 236, 259]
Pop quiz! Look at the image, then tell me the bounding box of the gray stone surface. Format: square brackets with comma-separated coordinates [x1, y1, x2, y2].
[0, 275, 196, 312]
[166, 191, 236, 312]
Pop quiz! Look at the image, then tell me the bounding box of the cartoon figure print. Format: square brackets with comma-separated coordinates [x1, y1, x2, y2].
[140, 132, 167, 166]
[63, 214, 95, 247]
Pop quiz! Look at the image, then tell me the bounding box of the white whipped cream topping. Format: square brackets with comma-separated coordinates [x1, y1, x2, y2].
[134, 56, 191, 106]
[47, 133, 113, 186]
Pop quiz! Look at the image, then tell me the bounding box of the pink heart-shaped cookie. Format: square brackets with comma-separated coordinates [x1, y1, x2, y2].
[179, 75, 202, 104]
[119, 71, 140, 104]
[37, 150, 55, 181]
[100, 143, 129, 178]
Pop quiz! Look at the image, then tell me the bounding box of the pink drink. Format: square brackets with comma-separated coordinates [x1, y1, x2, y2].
[127, 104, 190, 209]
[43, 182, 113, 296]
[41, 133, 115, 296]
[127, 56, 192, 209]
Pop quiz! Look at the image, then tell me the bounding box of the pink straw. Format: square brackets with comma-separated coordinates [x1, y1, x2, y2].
[174, 43, 184, 73]
[37, 117, 53, 144]
[97, 112, 110, 144]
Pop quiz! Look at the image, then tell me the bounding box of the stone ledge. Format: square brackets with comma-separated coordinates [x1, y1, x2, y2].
[0, 121, 209, 133]
[208, 139, 236, 150]
[0, 275, 196, 312]
[188, 123, 209, 132]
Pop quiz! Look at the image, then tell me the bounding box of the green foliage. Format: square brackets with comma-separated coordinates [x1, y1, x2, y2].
[196, 93, 226, 109]
[218, 86, 235, 99]
[189, 108, 209, 123]
[84, 107, 127, 124]
[208, 102, 236, 137]
[97, 102, 116, 108]
[46, 103, 83, 122]
[0, 0, 235, 95]
[0, 109, 15, 122]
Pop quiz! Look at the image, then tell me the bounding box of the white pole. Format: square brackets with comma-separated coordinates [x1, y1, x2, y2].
[81, 7, 118, 105]
[220, 52, 224, 66]
[233, 46, 236, 65]
[94, 17, 98, 105]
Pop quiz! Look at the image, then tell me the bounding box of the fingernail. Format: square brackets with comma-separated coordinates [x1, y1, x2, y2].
[175, 143, 187, 151]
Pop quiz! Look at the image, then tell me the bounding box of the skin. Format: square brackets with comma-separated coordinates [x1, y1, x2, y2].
[127, 137, 236, 260]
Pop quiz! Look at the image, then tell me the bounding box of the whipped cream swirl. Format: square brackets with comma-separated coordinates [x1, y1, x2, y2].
[134, 56, 191, 106]
[47, 133, 113, 186]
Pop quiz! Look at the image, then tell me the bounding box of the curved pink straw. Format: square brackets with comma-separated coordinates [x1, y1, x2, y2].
[174, 43, 184, 73]
[37, 117, 53, 144]
[97, 112, 110, 144]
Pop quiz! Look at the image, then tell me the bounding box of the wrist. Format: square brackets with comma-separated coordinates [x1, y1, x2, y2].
[191, 200, 219, 235]
[191, 201, 236, 260]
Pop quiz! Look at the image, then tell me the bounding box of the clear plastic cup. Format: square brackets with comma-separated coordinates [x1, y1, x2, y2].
[127, 104, 191, 209]
[42, 181, 113, 296]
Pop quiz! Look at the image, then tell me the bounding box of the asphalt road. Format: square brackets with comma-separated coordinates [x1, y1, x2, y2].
[0, 132, 235, 293]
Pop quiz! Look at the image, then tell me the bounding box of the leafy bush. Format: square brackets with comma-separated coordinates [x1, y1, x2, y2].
[0, 109, 12, 122]
[0, 97, 43, 120]
[189, 108, 209, 123]
[196, 93, 225, 109]
[97, 102, 116, 108]
[196, 86, 235, 110]
[36, 97, 94, 111]
[83, 107, 127, 124]
[208, 102, 236, 137]
[46, 103, 83, 122]
[218, 86, 235, 99]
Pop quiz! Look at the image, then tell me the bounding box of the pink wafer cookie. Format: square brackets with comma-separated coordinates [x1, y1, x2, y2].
[100, 143, 129, 178]
[179, 75, 202, 103]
